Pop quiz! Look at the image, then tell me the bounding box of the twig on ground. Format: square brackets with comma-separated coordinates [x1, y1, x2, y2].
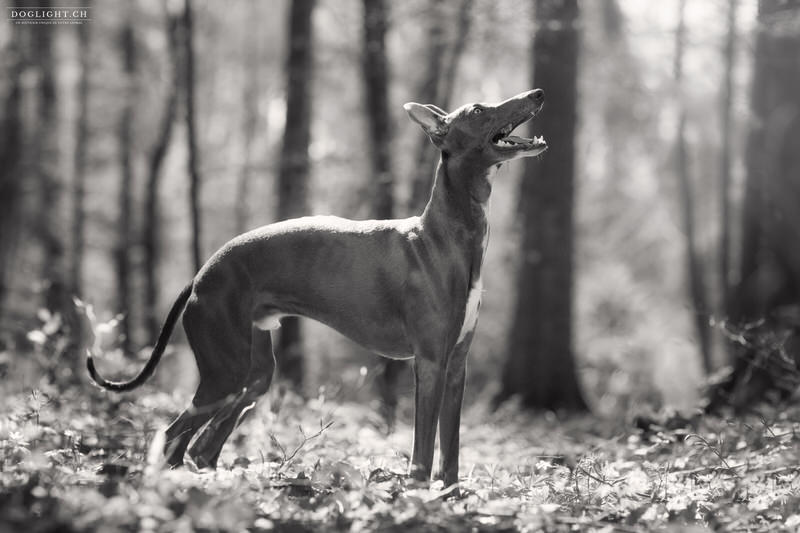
[684, 433, 742, 478]
[271, 419, 335, 473]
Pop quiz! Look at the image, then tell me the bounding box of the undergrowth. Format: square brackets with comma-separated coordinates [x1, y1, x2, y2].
[1, 377, 800, 532]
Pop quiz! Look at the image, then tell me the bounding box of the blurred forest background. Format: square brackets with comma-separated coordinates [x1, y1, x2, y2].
[1, 0, 799, 419]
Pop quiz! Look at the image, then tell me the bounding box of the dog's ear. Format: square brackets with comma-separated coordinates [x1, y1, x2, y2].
[423, 104, 448, 117]
[404, 103, 448, 138]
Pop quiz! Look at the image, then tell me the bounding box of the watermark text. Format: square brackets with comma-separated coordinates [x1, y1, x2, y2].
[8, 7, 91, 24]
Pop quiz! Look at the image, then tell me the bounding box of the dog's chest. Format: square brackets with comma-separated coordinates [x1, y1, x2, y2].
[457, 279, 482, 343]
[456, 202, 490, 344]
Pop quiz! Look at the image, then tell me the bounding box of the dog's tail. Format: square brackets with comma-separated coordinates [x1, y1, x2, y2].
[87, 281, 194, 392]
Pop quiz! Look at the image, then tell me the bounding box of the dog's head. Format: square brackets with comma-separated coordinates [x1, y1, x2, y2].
[404, 89, 547, 166]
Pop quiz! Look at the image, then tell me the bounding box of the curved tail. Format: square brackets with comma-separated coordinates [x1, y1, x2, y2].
[87, 281, 194, 391]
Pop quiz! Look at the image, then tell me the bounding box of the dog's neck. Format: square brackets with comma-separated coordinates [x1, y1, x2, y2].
[421, 153, 494, 225]
[420, 152, 495, 284]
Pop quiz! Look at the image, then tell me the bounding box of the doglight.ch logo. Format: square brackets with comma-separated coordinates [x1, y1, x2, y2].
[7, 6, 91, 24]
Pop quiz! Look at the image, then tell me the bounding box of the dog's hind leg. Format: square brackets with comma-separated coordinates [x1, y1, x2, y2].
[163, 382, 235, 467]
[163, 297, 248, 467]
[188, 325, 276, 468]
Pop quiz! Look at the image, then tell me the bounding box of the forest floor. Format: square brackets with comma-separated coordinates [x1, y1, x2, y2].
[1, 377, 800, 532]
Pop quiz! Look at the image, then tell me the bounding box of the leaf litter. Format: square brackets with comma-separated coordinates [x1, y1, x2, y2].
[1, 380, 800, 531]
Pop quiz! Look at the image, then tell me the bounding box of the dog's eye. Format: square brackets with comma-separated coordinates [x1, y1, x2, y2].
[472, 107, 483, 115]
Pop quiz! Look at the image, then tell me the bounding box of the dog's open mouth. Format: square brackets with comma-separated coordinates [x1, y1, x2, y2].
[491, 116, 546, 153]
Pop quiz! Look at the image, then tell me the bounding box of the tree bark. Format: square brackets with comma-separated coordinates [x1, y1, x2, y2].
[437, 0, 473, 118]
[363, 0, 393, 221]
[116, 18, 137, 355]
[31, 0, 66, 309]
[362, 0, 402, 427]
[275, 0, 315, 388]
[718, 0, 738, 317]
[498, 0, 587, 411]
[709, 0, 800, 410]
[183, 0, 203, 272]
[674, 0, 712, 375]
[143, 13, 180, 341]
[235, 0, 263, 235]
[70, 0, 91, 297]
[0, 38, 25, 316]
[408, 0, 473, 214]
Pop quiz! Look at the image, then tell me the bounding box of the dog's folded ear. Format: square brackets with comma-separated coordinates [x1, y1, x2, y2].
[404, 103, 448, 138]
[423, 104, 448, 117]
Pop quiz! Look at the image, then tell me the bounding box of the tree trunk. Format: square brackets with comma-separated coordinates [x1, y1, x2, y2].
[32, 0, 66, 306]
[116, 17, 137, 355]
[143, 13, 180, 341]
[674, 0, 712, 375]
[408, 0, 473, 214]
[709, 0, 800, 410]
[235, 0, 263, 235]
[183, 0, 203, 272]
[70, 0, 91, 297]
[0, 39, 25, 316]
[362, 0, 402, 427]
[498, 0, 587, 411]
[275, 0, 315, 388]
[363, 0, 393, 221]
[718, 0, 738, 317]
[437, 0, 473, 118]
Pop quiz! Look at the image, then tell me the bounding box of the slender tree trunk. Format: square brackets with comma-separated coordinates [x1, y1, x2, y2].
[143, 13, 179, 341]
[407, 1, 446, 215]
[498, 0, 587, 411]
[31, 0, 66, 306]
[732, 0, 770, 326]
[183, 0, 202, 272]
[363, 0, 393, 220]
[437, 0, 473, 115]
[408, 0, 473, 214]
[362, 0, 401, 426]
[0, 39, 25, 316]
[275, 0, 315, 388]
[598, 0, 628, 190]
[674, 0, 712, 374]
[235, 0, 263, 235]
[70, 0, 91, 297]
[718, 0, 738, 318]
[116, 18, 137, 355]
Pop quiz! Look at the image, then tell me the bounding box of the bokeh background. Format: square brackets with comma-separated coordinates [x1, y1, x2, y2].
[1, 0, 798, 418]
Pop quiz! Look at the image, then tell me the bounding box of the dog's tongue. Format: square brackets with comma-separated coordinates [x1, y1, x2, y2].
[505, 135, 531, 144]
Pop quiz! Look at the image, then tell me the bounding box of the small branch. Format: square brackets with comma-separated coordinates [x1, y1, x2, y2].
[272, 419, 334, 473]
[684, 433, 742, 477]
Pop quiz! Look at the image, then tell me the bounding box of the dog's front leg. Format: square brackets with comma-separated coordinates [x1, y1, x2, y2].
[410, 353, 447, 481]
[437, 336, 470, 488]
